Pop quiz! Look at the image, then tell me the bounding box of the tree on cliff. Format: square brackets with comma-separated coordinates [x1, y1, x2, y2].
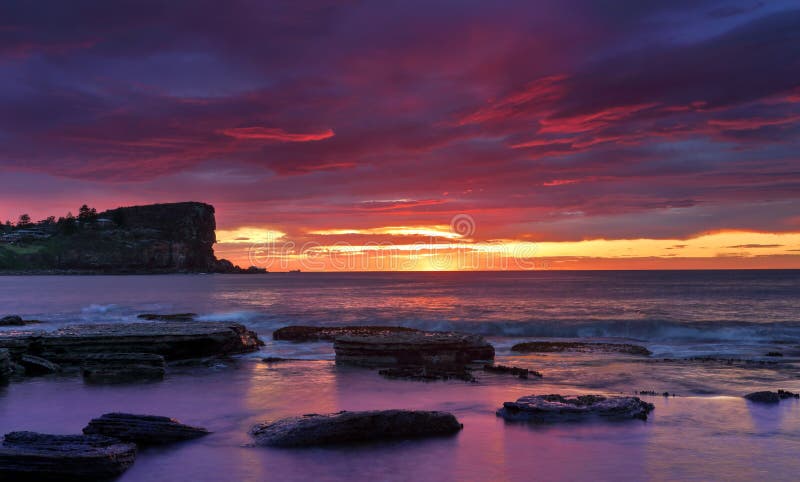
[78, 205, 98, 225]
[57, 212, 78, 235]
[17, 214, 32, 228]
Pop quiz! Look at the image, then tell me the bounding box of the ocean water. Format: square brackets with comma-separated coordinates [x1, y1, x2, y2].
[0, 271, 799, 480]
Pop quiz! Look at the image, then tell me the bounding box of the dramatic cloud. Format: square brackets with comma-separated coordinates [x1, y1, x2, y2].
[0, 0, 799, 268]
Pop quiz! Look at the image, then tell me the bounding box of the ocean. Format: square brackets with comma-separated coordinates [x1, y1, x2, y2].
[1, 271, 799, 480]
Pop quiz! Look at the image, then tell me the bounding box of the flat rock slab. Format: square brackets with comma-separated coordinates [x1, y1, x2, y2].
[273, 325, 420, 342]
[497, 394, 655, 422]
[511, 341, 652, 356]
[744, 390, 800, 403]
[0, 431, 136, 481]
[136, 313, 197, 321]
[334, 331, 494, 367]
[83, 413, 209, 444]
[0, 322, 263, 364]
[19, 354, 60, 376]
[250, 410, 463, 447]
[82, 353, 166, 383]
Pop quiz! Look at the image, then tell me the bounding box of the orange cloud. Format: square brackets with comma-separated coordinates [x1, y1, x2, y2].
[220, 127, 335, 142]
[542, 179, 580, 187]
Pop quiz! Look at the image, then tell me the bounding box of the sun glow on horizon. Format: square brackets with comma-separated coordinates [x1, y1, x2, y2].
[216, 227, 286, 244]
[214, 227, 800, 271]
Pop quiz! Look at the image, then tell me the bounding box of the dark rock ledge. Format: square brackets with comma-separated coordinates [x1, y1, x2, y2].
[0, 431, 137, 481]
[483, 364, 542, 379]
[83, 413, 210, 445]
[18, 354, 60, 376]
[81, 353, 166, 384]
[136, 313, 197, 321]
[273, 325, 420, 342]
[744, 390, 800, 404]
[334, 330, 494, 367]
[250, 410, 463, 447]
[0, 321, 263, 384]
[0, 315, 41, 327]
[0, 412, 210, 479]
[511, 341, 652, 356]
[0, 321, 263, 364]
[497, 394, 655, 422]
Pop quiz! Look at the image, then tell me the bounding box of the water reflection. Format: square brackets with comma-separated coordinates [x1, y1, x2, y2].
[0, 361, 798, 481]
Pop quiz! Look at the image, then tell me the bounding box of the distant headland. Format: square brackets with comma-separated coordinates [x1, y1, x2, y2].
[0, 202, 265, 274]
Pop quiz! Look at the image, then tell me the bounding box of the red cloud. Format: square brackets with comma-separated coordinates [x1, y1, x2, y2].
[457, 75, 567, 126]
[220, 127, 335, 142]
[707, 115, 800, 131]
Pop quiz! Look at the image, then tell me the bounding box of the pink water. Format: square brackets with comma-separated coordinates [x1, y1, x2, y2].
[1, 272, 799, 480]
[1, 359, 799, 481]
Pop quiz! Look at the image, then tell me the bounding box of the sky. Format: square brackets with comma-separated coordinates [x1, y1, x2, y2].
[1, 0, 799, 270]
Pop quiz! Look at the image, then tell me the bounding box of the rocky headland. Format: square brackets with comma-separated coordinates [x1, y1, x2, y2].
[0, 202, 265, 274]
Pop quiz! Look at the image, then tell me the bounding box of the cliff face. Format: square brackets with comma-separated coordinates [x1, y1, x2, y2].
[96, 202, 218, 271]
[0, 202, 240, 273]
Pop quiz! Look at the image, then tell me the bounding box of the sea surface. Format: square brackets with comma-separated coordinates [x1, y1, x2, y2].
[0, 271, 799, 481]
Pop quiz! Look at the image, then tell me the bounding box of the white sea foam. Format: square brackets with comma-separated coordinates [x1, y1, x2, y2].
[80, 303, 119, 314]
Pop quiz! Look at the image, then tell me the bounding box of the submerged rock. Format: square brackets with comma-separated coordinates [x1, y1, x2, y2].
[744, 390, 800, 404]
[168, 355, 232, 368]
[0, 349, 11, 381]
[378, 366, 475, 382]
[0, 316, 23, 326]
[497, 394, 655, 422]
[83, 413, 209, 444]
[0, 431, 136, 481]
[273, 325, 420, 342]
[639, 390, 672, 397]
[262, 357, 296, 363]
[483, 364, 542, 379]
[250, 410, 463, 447]
[334, 331, 494, 367]
[0, 321, 263, 364]
[136, 313, 197, 321]
[82, 353, 166, 383]
[511, 341, 652, 356]
[19, 355, 60, 376]
[0, 315, 40, 327]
